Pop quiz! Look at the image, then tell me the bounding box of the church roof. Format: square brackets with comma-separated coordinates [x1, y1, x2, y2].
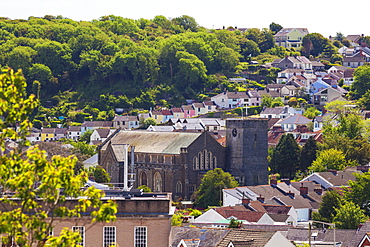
[108, 131, 203, 155]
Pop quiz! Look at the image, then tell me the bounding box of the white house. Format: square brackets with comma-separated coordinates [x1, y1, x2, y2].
[278, 114, 311, 131]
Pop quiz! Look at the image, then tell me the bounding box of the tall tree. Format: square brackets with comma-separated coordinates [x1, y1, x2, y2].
[194, 168, 238, 208]
[333, 201, 367, 229]
[270, 134, 300, 179]
[299, 136, 318, 172]
[318, 190, 343, 222]
[269, 22, 283, 34]
[309, 148, 347, 172]
[171, 15, 199, 32]
[351, 65, 370, 99]
[345, 172, 370, 215]
[301, 33, 329, 57]
[0, 68, 117, 246]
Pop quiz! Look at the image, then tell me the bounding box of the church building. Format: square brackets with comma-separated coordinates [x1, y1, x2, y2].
[99, 118, 268, 199]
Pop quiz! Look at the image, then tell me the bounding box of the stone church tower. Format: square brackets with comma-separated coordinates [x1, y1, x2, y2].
[226, 118, 268, 186]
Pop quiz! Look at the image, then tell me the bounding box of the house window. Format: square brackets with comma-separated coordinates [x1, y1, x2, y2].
[221, 99, 225, 102]
[103, 226, 116, 247]
[122, 121, 125, 125]
[214, 127, 217, 130]
[134, 226, 147, 247]
[72, 226, 85, 247]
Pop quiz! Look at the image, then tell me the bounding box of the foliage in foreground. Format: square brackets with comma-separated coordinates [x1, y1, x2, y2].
[0, 69, 117, 246]
[194, 168, 239, 208]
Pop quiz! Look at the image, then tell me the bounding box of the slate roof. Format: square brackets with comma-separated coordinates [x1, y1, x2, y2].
[113, 116, 137, 122]
[240, 182, 322, 210]
[349, 221, 370, 247]
[147, 126, 175, 132]
[312, 170, 358, 187]
[279, 114, 311, 125]
[275, 28, 309, 36]
[182, 105, 195, 111]
[266, 84, 285, 89]
[260, 107, 285, 115]
[171, 107, 184, 113]
[171, 227, 229, 247]
[203, 100, 216, 106]
[267, 118, 281, 129]
[262, 205, 291, 215]
[268, 214, 289, 222]
[68, 126, 81, 132]
[81, 121, 113, 128]
[41, 128, 55, 134]
[247, 90, 260, 98]
[193, 103, 206, 108]
[287, 228, 357, 246]
[96, 129, 112, 138]
[106, 131, 203, 155]
[54, 128, 67, 135]
[279, 68, 303, 74]
[226, 91, 250, 99]
[216, 229, 276, 247]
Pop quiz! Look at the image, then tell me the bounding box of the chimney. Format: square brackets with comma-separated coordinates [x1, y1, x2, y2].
[314, 184, 323, 195]
[281, 178, 290, 185]
[328, 169, 337, 175]
[287, 190, 295, 198]
[300, 183, 308, 196]
[257, 194, 264, 203]
[270, 175, 278, 186]
[242, 198, 250, 204]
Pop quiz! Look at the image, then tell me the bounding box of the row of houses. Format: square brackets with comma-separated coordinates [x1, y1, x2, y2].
[173, 166, 370, 246]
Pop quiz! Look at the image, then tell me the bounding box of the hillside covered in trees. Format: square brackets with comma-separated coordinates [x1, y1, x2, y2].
[0, 15, 284, 109]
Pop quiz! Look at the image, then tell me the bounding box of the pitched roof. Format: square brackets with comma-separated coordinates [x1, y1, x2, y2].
[312, 170, 358, 187]
[268, 214, 289, 222]
[279, 114, 311, 125]
[81, 121, 113, 128]
[203, 100, 217, 106]
[310, 78, 331, 94]
[106, 131, 204, 154]
[260, 107, 285, 115]
[349, 221, 370, 247]
[193, 103, 205, 108]
[113, 116, 138, 122]
[287, 228, 356, 246]
[68, 126, 81, 131]
[275, 28, 309, 36]
[214, 207, 265, 222]
[216, 229, 276, 247]
[226, 91, 250, 99]
[182, 105, 195, 111]
[96, 129, 112, 138]
[171, 227, 229, 247]
[54, 128, 67, 135]
[171, 107, 184, 113]
[41, 128, 55, 134]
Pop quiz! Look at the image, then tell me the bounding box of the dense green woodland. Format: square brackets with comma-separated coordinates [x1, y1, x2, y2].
[0, 15, 290, 113]
[2, 15, 370, 124]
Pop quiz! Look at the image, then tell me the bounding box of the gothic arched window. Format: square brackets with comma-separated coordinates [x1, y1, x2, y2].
[153, 172, 162, 192]
[176, 181, 182, 193]
[141, 171, 147, 186]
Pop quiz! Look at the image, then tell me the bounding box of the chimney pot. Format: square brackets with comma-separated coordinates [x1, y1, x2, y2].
[242, 198, 250, 204]
[300, 186, 308, 196]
